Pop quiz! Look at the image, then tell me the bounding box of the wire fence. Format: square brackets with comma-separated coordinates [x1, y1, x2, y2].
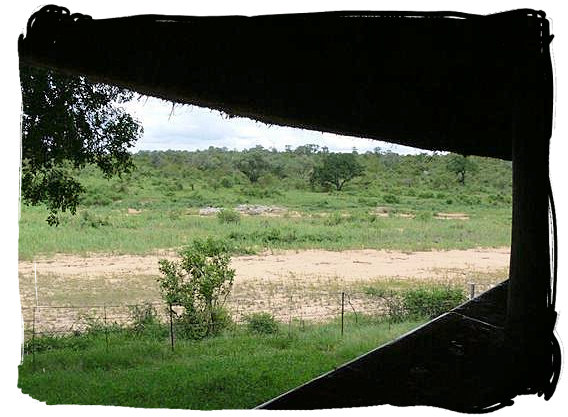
[21, 281, 497, 357]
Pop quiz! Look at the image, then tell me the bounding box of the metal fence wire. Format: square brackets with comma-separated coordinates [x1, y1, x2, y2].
[21, 281, 497, 356]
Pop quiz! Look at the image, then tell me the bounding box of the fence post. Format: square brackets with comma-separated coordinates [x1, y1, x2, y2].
[234, 299, 240, 331]
[288, 295, 293, 337]
[469, 283, 476, 300]
[169, 303, 175, 351]
[103, 304, 109, 353]
[341, 292, 345, 337]
[31, 306, 36, 371]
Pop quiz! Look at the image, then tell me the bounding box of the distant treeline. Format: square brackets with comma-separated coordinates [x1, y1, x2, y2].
[129, 145, 509, 194]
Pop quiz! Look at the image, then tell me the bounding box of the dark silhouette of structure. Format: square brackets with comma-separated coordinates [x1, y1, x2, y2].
[18, 6, 560, 412]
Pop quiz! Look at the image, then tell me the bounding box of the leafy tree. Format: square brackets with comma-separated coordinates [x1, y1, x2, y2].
[20, 65, 142, 225]
[157, 238, 235, 339]
[293, 144, 320, 155]
[310, 152, 364, 191]
[236, 146, 270, 183]
[446, 154, 478, 185]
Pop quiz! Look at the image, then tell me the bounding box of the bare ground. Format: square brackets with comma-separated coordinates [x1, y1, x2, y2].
[18, 248, 510, 332]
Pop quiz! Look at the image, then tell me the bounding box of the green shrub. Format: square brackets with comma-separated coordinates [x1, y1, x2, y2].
[81, 192, 113, 207]
[364, 287, 406, 322]
[24, 333, 89, 354]
[401, 286, 466, 319]
[217, 208, 241, 224]
[324, 212, 344, 226]
[255, 227, 298, 244]
[418, 191, 435, 199]
[129, 302, 159, 333]
[365, 285, 466, 321]
[383, 194, 400, 204]
[78, 210, 111, 228]
[157, 237, 235, 339]
[220, 177, 234, 188]
[244, 312, 279, 335]
[240, 186, 283, 199]
[176, 306, 233, 340]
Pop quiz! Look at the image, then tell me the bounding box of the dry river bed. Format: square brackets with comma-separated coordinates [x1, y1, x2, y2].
[18, 248, 510, 333]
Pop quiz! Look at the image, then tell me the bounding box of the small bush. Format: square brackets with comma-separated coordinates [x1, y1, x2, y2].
[402, 286, 466, 319]
[220, 177, 234, 188]
[217, 208, 241, 224]
[258, 227, 298, 244]
[244, 312, 279, 335]
[418, 191, 435, 199]
[79, 211, 110, 228]
[129, 302, 159, 333]
[24, 334, 89, 354]
[157, 237, 235, 340]
[81, 192, 113, 207]
[364, 287, 406, 322]
[365, 285, 466, 321]
[324, 212, 344, 226]
[176, 307, 233, 340]
[240, 186, 283, 199]
[383, 194, 400, 204]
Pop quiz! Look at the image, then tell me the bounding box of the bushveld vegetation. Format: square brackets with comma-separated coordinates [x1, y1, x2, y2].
[18, 144, 509, 409]
[19, 145, 512, 259]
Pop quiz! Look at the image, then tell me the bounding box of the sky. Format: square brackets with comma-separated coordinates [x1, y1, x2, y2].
[124, 96, 428, 154]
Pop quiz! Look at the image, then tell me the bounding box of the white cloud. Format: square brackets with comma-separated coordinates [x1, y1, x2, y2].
[124, 96, 428, 154]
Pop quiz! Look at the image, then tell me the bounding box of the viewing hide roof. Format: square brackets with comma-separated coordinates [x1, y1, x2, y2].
[18, 7, 553, 160]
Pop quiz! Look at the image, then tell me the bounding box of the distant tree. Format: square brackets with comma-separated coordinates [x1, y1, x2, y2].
[310, 152, 364, 191]
[446, 154, 478, 185]
[20, 65, 142, 225]
[236, 146, 270, 183]
[289, 154, 316, 181]
[294, 144, 320, 155]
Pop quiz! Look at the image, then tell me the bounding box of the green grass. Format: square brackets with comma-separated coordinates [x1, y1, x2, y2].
[18, 201, 511, 260]
[19, 318, 424, 409]
[19, 148, 513, 260]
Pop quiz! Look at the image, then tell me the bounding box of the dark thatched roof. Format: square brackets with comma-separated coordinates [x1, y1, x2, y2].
[18, 7, 553, 161]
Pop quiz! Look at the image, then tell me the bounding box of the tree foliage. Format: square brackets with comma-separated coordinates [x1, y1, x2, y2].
[446, 154, 478, 185]
[20, 65, 142, 224]
[236, 146, 270, 183]
[157, 238, 235, 339]
[310, 152, 364, 191]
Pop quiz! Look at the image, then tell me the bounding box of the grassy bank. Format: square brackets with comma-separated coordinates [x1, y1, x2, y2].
[19, 317, 424, 409]
[19, 148, 512, 260]
[19, 202, 511, 260]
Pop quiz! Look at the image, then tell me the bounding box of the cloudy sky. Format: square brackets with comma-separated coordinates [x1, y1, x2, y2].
[124, 96, 427, 155]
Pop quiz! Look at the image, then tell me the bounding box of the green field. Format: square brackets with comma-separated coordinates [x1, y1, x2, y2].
[18, 146, 512, 409]
[19, 147, 512, 259]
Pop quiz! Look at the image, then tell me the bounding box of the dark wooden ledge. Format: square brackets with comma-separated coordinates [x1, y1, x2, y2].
[258, 282, 535, 412]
